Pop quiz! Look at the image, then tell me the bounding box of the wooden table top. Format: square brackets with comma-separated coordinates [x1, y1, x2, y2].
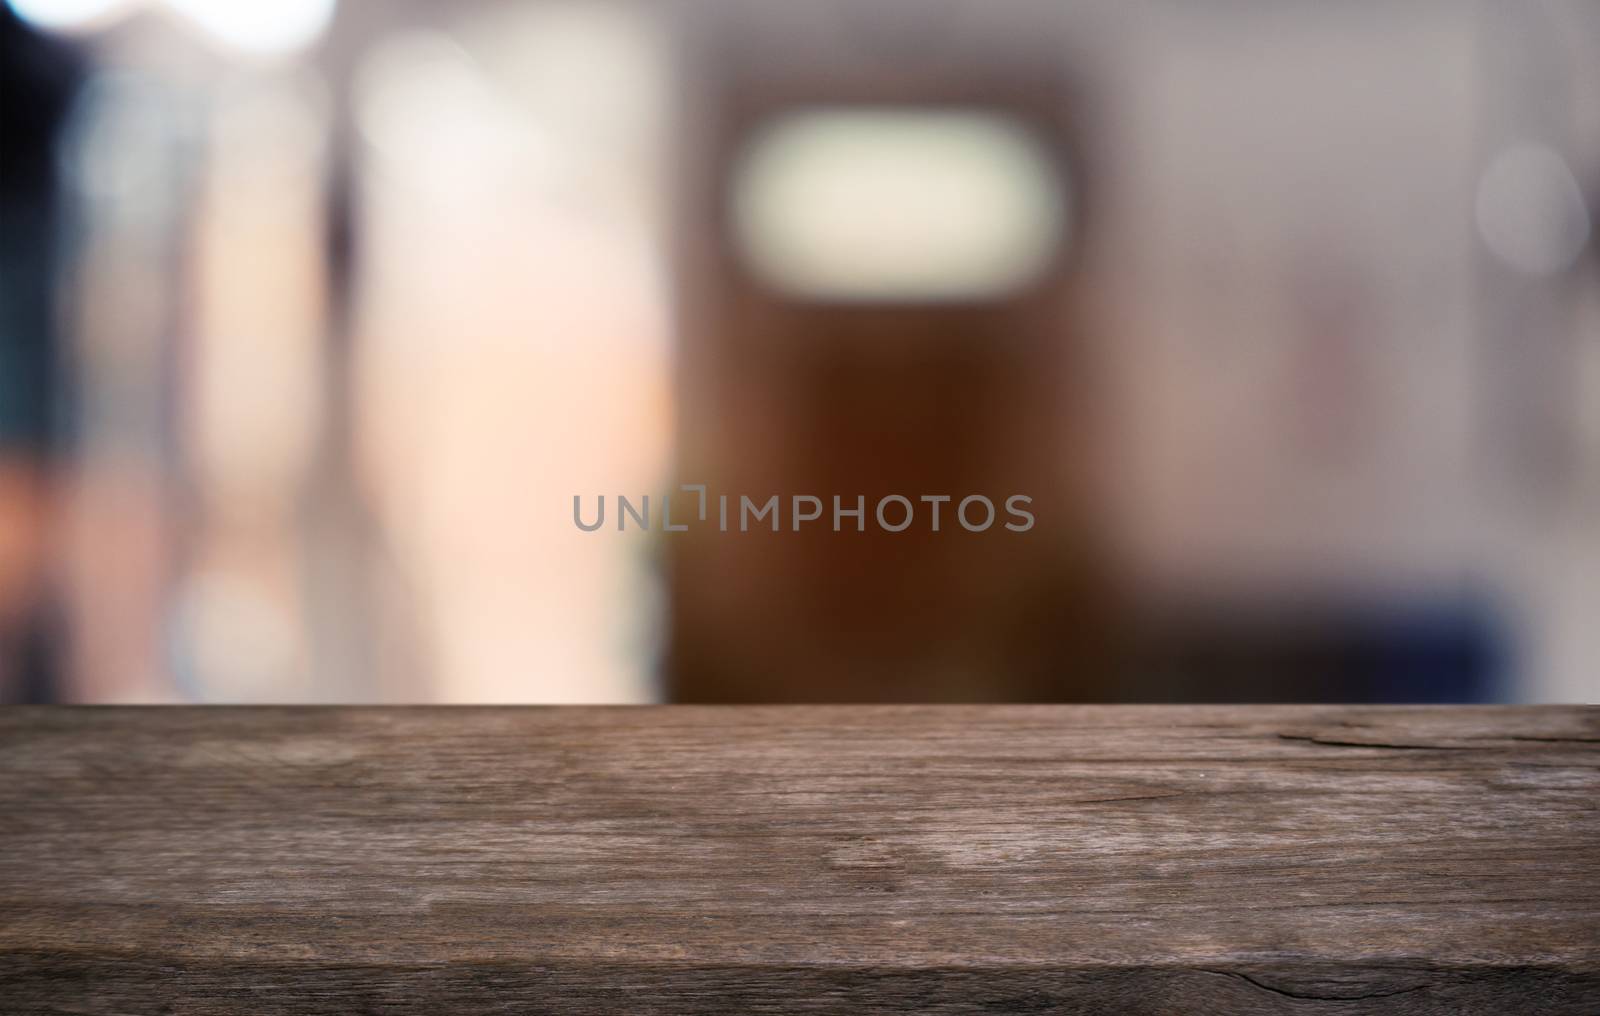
[2, 705, 1597, 1014]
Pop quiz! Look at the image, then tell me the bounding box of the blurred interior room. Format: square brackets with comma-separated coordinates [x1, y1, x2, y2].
[1, 0, 1597, 704]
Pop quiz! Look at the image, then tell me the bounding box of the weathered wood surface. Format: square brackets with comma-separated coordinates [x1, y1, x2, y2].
[1, 705, 1597, 1014]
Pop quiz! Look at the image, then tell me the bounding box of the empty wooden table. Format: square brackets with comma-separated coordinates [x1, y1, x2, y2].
[2, 705, 1597, 1013]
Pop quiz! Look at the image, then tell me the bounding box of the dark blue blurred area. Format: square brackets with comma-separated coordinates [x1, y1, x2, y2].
[1131, 594, 1510, 704]
[1, 7, 79, 451]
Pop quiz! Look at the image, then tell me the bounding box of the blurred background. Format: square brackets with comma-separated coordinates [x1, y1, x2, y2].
[1, 0, 1596, 704]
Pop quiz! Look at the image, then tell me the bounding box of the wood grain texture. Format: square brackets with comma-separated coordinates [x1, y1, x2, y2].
[1, 705, 1597, 1014]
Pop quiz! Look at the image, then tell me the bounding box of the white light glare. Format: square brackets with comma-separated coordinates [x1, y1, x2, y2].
[165, 0, 336, 56]
[732, 109, 1068, 302]
[8, 0, 335, 55]
[6, 0, 133, 32]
